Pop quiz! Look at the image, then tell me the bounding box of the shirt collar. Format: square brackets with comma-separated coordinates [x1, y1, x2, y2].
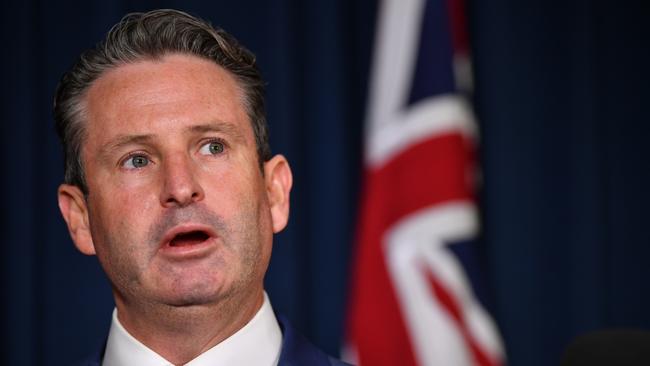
[103, 292, 282, 366]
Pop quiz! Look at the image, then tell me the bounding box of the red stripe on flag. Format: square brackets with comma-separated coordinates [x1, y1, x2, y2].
[447, 0, 469, 55]
[365, 132, 474, 228]
[424, 266, 499, 366]
[348, 131, 475, 365]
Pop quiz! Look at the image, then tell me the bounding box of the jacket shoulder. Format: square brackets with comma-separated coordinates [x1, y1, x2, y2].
[277, 314, 353, 366]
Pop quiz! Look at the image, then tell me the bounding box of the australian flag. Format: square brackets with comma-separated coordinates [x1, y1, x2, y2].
[345, 0, 506, 365]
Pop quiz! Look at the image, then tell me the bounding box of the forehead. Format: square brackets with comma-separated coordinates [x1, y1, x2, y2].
[83, 53, 251, 141]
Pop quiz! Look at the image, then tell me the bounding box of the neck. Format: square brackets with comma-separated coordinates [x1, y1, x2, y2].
[114, 289, 264, 365]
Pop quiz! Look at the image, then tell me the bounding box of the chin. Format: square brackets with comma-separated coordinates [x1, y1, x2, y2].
[161, 290, 223, 307]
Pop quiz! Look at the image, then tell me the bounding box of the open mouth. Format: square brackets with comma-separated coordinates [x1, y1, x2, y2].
[169, 230, 211, 247]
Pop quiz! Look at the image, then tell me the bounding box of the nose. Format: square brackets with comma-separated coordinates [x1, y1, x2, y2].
[160, 155, 205, 208]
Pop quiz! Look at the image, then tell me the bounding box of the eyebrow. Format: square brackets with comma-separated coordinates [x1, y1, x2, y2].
[99, 134, 154, 162]
[187, 121, 246, 143]
[97, 121, 247, 161]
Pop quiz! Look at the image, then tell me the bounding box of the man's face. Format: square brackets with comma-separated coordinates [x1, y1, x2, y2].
[59, 54, 291, 310]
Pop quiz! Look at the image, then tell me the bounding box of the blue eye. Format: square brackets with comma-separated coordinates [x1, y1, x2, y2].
[200, 140, 225, 155]
[123, 155, 149, 169]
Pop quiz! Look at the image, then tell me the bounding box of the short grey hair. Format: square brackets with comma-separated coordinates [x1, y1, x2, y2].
[53, 9, 270, 193]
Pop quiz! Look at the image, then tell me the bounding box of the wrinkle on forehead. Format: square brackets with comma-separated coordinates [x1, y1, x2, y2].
[83, 54, 253, 155]
[85, 54, 247, 126]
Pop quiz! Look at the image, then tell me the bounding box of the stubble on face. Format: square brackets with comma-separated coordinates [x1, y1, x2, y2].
[89, 197, 266, 310]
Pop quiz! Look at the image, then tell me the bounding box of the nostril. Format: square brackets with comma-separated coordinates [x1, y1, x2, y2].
[163, 186, 203, 207]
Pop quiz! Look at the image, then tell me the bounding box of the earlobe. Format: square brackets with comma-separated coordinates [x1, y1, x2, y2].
[264, 155, 293, 233]
[57, 184, 96, 255]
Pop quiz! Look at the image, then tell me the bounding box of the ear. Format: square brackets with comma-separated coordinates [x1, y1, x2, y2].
[58, 184, 96, 255]
[263, 155, 293, 233]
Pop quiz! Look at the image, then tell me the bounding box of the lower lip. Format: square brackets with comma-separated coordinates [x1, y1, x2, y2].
[158, 237, 218, 259]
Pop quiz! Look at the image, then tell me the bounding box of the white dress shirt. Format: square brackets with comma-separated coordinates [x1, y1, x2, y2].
[102, 293, 282, 366]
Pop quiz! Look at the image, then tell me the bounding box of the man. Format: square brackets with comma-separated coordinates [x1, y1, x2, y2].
[54, 9, 348, 366]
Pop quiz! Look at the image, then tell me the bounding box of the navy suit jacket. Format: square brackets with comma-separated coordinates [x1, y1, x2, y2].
[74, 314, 351, 366]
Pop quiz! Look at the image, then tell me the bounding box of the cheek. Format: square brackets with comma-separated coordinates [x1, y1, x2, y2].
[87, 187, 156, 257]
[212, 167, 271, 249]
[94, 173, 159, 215]
[87, 197, 155, 288]
[202, 162, 256, 205]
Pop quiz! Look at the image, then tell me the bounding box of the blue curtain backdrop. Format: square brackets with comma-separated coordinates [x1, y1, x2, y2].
[1, 1, 649, 366]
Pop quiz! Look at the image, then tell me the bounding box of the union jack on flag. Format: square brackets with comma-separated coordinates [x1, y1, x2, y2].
[345, 0, 506, 365]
